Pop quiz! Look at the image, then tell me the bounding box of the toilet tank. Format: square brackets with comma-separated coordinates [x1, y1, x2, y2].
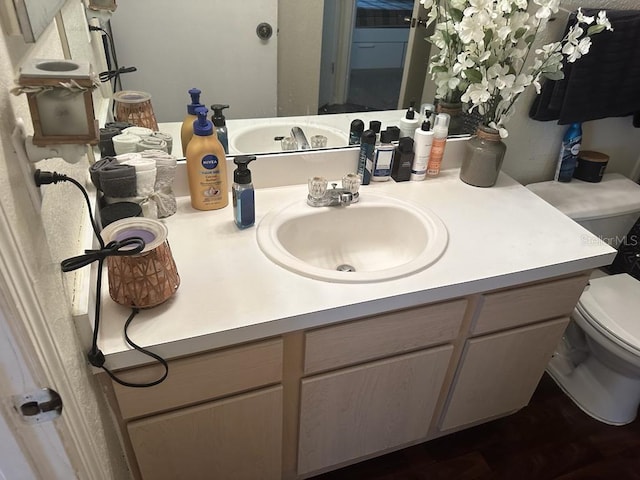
[527, 174, 640, 249]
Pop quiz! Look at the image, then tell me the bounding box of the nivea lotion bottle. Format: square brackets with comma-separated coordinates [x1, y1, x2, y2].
[181, 88, 204, 156]
[185, 107, 229, 211]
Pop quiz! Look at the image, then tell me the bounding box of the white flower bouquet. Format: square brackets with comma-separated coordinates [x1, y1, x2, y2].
[421, 0, 613, 137]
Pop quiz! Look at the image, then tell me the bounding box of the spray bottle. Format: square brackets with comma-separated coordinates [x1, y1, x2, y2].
[555, 123, 582, 182]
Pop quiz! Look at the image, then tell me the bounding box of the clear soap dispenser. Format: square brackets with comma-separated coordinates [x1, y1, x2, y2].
[232, 155, 257, 229]
[211, 104, 230, 154]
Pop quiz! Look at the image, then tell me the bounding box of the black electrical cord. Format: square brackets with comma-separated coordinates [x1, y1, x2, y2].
[35, 170, 168, 388]
[88, 24, 136, 94]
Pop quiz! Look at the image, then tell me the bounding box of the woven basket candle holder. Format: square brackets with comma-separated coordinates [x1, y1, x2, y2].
[101, 218, 179, 308]
[113, 90, 159, 131]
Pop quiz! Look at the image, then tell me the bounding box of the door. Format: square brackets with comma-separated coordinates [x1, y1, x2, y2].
[0, 306, 75, 479]
[398, 0, 433, 108]
[109, 0, 278, 121]
[440, 317, 570, 431]
[128, 386, 283, 480]
[298, 346, 453, 475]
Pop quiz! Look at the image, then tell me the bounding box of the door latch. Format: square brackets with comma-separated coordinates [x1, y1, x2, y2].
[13, 388, 63, 424]
[405, 16, 428, 28]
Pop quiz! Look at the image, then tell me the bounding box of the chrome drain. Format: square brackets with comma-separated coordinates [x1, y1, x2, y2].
[336, 264, 356, 272]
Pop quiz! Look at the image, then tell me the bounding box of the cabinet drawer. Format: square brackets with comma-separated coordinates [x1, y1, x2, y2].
[112, 338, 283, 420]
[472, 274, 589, 335]
[304, 299, 466, 375]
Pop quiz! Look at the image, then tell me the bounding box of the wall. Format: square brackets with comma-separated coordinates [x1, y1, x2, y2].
[501, 0, 640, 185]
[0, 1, 129, 478]
[277, 0, 324, 117]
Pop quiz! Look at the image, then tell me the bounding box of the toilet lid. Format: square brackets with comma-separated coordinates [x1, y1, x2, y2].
[578, 273, 640, 353]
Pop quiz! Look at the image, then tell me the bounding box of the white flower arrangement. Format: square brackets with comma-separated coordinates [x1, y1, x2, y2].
[420, 0, 613, 137]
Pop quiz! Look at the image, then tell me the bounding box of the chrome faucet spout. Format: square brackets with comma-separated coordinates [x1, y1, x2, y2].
[291, 126, 310, 150]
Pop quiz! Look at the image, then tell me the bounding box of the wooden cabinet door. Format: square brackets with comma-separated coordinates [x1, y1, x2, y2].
[128, 386, 282, 480]
[440, 317, 569, 431]
[298, 346, 453, 475]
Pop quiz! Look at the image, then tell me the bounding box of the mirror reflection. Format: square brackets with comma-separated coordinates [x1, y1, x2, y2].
[109, 1, 427, 119]
[104, 1, 470, 155]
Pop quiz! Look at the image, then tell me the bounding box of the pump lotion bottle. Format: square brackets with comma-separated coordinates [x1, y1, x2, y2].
[185, 107, 229, 211]
[181, 88, 204, 156]
[410, 121, 434, 181]
[232, 155, 256, 229]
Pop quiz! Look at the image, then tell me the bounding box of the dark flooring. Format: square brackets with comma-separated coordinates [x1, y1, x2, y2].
[312, 373, 640, 479]
[319, 68, 403, 115]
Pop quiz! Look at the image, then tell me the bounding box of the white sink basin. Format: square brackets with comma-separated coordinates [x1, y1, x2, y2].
[230, 123, 348, 154]
[256, 194, 448, 283]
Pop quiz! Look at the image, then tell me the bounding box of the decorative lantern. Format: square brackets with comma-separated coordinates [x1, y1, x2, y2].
[88, 0, 117, 12]
[16, 59, 100, 146]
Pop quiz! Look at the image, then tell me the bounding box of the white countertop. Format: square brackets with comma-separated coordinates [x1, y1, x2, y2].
[92, 168, 616, 370]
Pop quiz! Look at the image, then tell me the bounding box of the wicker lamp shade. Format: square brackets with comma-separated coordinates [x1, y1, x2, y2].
[114, 91, 159, 131]
[101, 218, 179, 308]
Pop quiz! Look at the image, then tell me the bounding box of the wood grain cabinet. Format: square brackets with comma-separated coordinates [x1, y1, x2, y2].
[438, 274, 589, 432]
[297, 346, 453, 475]
[108, 338, 284, 480]
[104, 274, 590, 479]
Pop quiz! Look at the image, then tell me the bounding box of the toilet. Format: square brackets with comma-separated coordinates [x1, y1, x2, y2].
[527, 173, 640, 425]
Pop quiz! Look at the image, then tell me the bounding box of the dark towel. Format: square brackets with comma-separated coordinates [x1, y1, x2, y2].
[89, 157, 137, 198]
[530, 9, 640, 126]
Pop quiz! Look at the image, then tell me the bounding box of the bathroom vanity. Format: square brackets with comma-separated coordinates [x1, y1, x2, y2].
[89, 168, 616, 480]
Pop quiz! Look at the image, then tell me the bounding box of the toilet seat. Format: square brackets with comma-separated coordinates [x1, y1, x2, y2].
[577, 273, 640, 356]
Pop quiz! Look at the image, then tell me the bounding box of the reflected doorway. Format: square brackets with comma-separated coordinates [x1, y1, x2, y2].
[319, 0, 429, 115]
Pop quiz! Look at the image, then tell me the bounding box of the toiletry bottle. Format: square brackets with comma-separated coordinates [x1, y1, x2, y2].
[185, 107, 229, 211]
[391, 137, 414, 182]
[399, 103, 420, 139]
[211, 104, 230, 154]
[181, 88, 204, 157]
[369, 120, 382, 145]
[411, 121, 434, 181]
[555, 122, 582, 182]
[232, 155, 256, 229]
[426, 113, 450, 177]
[372, 130, 395, 182]
[349, 119, 365, 145]
[420, 103, 435, 128]
[357, 129, 375, 185]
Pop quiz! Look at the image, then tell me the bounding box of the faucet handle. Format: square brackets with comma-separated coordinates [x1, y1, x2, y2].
[308, 176, 328, 200]
[342, 173, 361, 194]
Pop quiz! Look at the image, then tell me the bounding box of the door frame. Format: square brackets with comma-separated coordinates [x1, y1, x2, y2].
[0, 184, 112, 479]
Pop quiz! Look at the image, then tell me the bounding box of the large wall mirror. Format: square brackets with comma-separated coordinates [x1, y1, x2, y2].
[107, 0, 436, 125]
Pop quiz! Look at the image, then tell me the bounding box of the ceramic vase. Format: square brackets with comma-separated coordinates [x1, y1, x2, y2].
[436, 101, 464, 135]
[460, 125, 506, 187]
